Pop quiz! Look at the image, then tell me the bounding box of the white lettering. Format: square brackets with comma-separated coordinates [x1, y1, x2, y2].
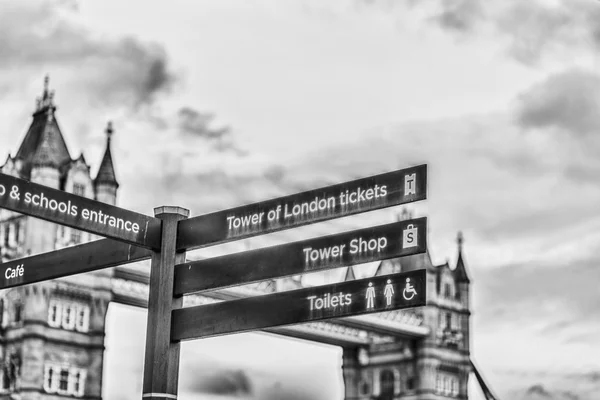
[308, 292, 353, 311]
[227, 212, 265, 231]
[349, 237, 388, 255]
[302, 244, 346, 266]
[283, 196, 336, 220]
[5, 264, 24, 280]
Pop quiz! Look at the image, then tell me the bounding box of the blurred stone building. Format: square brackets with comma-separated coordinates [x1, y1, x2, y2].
[0, 78, 494, 400]
[0, 77, 116, 399]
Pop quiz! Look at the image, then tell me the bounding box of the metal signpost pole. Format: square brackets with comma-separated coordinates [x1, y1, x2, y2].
[141, 206, 189, 400]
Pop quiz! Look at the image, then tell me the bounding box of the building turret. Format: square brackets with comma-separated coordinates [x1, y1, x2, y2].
[453, 231, 471, 360]
[94, 121, 119, 206]
[453, 231, 471, 314]
[19, 76, 71, 188]
[13, 76, 72, 254]
[454, 232, 471, 284]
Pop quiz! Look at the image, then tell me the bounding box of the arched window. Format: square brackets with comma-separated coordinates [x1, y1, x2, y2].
[14, 303, 21, 323]
[380, 369, 394, 398]
[4, 224, 10, 247]
[359, 380, 370, 396]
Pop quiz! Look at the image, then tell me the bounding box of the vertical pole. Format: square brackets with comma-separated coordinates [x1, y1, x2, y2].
[142, 206, 189, 400]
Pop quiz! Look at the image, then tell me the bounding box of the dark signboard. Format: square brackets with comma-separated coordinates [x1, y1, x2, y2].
[0, 239, 152, 289]
[0, 173, 162, 249]
[172, 269, 427, 341]
[174, 218, 426, 296]
[177, 164, 427, 251]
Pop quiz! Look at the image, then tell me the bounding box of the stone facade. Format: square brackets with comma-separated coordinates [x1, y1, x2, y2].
[0, 77, 117, 400]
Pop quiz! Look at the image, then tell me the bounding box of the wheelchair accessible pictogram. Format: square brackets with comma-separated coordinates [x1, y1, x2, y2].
[403, 278, 417, 300]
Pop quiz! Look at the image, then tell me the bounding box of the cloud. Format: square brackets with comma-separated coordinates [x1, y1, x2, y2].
[355, 0, 600, 65]
[515, 68, 600, 137]
[520, 384, 580, 400]
[475, 253, 600, 335]
[168, 106, 246, 156]
[0, 0, 176, 110]
[429, 0, 484, 33]
[184, 369, 253, 396]
[178, 107, 230, 140]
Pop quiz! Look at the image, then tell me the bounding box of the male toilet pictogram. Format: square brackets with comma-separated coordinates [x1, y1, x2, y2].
[366, 282, 375, 310]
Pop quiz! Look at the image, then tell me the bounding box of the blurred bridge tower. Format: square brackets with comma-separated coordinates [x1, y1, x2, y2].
[0, 77, 499, 400]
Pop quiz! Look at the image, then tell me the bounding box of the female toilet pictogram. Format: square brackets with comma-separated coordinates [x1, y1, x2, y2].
[384, 279, 394, 306]
[402, 278, 417, 300]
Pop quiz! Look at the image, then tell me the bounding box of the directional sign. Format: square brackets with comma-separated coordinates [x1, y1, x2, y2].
[171, 269, 427, 341]
[0, 239, 152, 289]
[0, 173, 162, 249]
[174, 217, 427, 296]
[177, 164, 427, 251]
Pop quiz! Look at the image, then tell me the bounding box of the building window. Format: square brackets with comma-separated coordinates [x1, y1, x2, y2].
[73, 183, 85, 197]
[44, 364, 86, 397]
[14, 223, 19, 245]
[48, 300, 90, 332]
[48, 300, 62, 327]
[380, 369, 395, 397]
[444, 283, 452, 297]
[436, 372, 459, 397]
[406, 377, 415, 390]
[76, 306, 90, 333]
[59, 369, 69, 393]
[13, 304, 21, 323]
[3, 224, 9, 247]
[62, 303, 76, 330]
[359, 381, 370, 396]
[71, 229, 81, 244]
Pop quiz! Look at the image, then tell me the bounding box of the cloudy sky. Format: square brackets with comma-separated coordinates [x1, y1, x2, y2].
[2, 0, 600, 399]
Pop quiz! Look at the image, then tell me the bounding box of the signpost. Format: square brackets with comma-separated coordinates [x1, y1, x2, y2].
[177, 164, 426, 251]
[0, 239, 152, 290]
[0, 163, 430, 400]
[172, 269, 427, 341]
[174, 218, 427, 295]
[0, 173, 162, 249]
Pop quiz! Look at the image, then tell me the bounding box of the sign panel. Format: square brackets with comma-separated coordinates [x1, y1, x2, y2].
[0, 239, 152, 289]
[0, 173, 162, 249]
[171, 269, 427, 341]
[177, 164, 427, 251]
[174, 217, 427, 296]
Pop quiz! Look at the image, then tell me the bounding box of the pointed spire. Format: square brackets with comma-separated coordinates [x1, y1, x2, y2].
[106, 121, 113, 143]
[344, 266, 356, 281]
[35, 74, 56, 114]
[454, 231, 470, 283]
[397, 207, 413, 221]
[43, 75, 49, 97]
[94, 121, 119, 189]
